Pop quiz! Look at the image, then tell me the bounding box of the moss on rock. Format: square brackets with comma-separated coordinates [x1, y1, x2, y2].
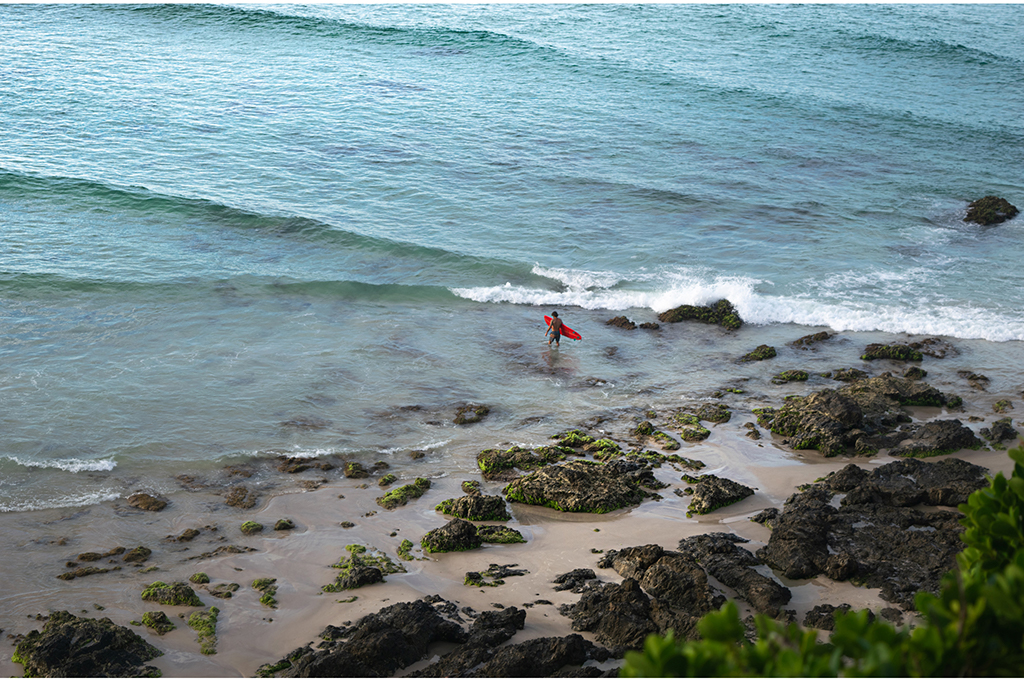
[252, 578, 278, 608]
[273, 519, 295, 531]
[141, 581, 203, 607]
[141, 611, 175, 635]
[240, 521, 263, 535]
[376, 477, 431, 510]
[189, 572, 210, 584]
[861, 343, 923, 362]
[322, 544, 405, 592]
[657, 299, 742, 330]
[476, 525, 526, 544]
[188, 607, 219, 655]
[739, 344, 777, 362]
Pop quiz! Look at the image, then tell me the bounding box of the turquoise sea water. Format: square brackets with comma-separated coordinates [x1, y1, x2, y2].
[1, 4, 1022, 512]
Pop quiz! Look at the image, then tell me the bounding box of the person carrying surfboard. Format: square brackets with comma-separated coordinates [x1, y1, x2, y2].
[546, 311, 564, 347]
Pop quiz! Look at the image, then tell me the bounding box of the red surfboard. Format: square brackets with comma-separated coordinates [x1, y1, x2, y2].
[545, 315, 581, 341]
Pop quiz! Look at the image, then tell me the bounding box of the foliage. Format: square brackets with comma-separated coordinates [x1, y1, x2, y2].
[621, 443, 1024, 678]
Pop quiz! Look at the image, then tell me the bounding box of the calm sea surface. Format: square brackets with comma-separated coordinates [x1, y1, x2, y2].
[2, 4, 1022, 512]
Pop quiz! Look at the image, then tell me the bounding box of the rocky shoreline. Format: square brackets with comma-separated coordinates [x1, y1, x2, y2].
[2, 312, 1020, 678]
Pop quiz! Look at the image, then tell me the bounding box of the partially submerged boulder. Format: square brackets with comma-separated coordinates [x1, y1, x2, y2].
[861, 343, 923, 362]
[657, 299, 742, 330]
[502, 460, 654, 513]
[13, 611, 163, 677]
[127, 493, 167, 512]
[790, 331, 833, 349]
[981, 417, 1018, 444]
[965, 195, 1019, 225]
[606, 316, 637, 330]
[739, 345, 776, 362]
[454, 403, 490, 425]
[141, 581, 203, 607]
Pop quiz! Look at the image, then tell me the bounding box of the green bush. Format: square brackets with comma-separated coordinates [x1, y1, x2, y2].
[621, 442, 1024, 677]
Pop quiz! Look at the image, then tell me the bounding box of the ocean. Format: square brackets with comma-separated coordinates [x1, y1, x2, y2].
[2, 3, 1023, 515]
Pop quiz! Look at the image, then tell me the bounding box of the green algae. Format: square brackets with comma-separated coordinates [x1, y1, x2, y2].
[252, 578, 278, 608]
[377, 473, 397, 487]
[141, 611, 175, 635]
[240, 521, 263, 535]
[476, 525, 526, 544]
[397, 538, 415, 561]
[188, 607, 219, 655]
[376, 477, 431, 510]
[273, 519, 295, 531]
[739, 344, 777, 362]
[322, 544, 405, 592]
[189, 572, 210, 584]
[141, 581, 203, 607]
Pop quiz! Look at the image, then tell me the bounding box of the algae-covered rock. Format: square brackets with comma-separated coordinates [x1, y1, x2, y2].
[121, 546, 151, 563]
[476, 525, 526, 544]
[739, 345, 776, 362]
[790, 331, 833, 349]
[454, 403, 490, 425]
[57, 565, 122, 580]
[861, 343, 923, 362]
[435, 493, 511, 522]
[464, 563, 529, 587]
[686, 475, 755, 516]
[240, 521, 263, 535]
[657, 299, 742, 330]
[141, 610, 175, 635]
[965, 195, 1019, 225]
[994, 399, 1014, 413]
[502, 460, 650, 514]
[274, 518, 295, 531]
[13, 610, 163, 677]
[252, 578, 278, 608]
[323, 544, 405, 592]
[127, 493, 167, 512]
[141, 581, 204, 607]
[225, 485, 258, 509]
[904, 366, 928, 380]
[344, 462, 368, 479]
[694, 403, 732, 424]
[188, 607, 219, 655]
[772, 370, 808, 384]
[189, 572, 210, 584]
[377, 473, 397, 487]
[421, 518, 482, 553]
[477, 445, 560, 482]
[461, 480, 481, 494]
[376, 477, 431, 510]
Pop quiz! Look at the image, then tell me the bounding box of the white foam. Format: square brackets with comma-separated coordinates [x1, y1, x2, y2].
[0, 490, 121, 513]
[2, 455, 117, 473]
[452, 264, 1024, 342]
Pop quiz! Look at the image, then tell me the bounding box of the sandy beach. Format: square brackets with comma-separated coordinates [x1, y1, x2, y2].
[1, 341, 1016, 677]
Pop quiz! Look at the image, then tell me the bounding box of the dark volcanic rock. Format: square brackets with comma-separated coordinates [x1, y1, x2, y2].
[13, 610, 162, 677]
[657, 299, 742, 330]
[279, 600, 467, 677]
[958, 370, 990, 391]
[503, 460, 651, 514]
[435, 493, 511, 522]
[981, 417, 1018, 444]
[965, 195, 1019, 225]
[606, 316, 636, 330]
[409, 607, 526, 677]
[421, 518, 482, 553]
[553, 568, 603, 593]
[790, 331, 833, 349]
[224, 485, 258, 509]
[831, 368, 869, 382]
[758, 458, 988, 607]
[802, 603, 867, 631]
[888, 419, 981, 458]
[677, 533, 791, 617]
[477, 445, 559, 482]
[687, 475, 755, 516]
[908, 337, 957, 359]
[558, 578, 659, 653]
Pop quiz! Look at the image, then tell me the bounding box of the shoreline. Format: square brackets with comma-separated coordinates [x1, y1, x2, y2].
[1, 321, 1021, 677]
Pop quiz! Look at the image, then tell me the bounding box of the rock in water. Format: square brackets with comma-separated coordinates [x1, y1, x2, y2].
[13, 611, 162, 677]
[965, 196, 1019, 225]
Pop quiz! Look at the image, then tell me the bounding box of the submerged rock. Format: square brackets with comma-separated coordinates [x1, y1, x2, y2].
[454, 403, 490, 425]
[127, 493, 167, 512]
[13, 611, 163, 677]
[861, 343, 923, 362]
[225, 485, 259, 509]
[790, 331, 833, 349]
[606, 316, 637, 330]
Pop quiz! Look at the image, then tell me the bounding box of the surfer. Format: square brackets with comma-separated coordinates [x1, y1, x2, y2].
[546, 311, 564, 347]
